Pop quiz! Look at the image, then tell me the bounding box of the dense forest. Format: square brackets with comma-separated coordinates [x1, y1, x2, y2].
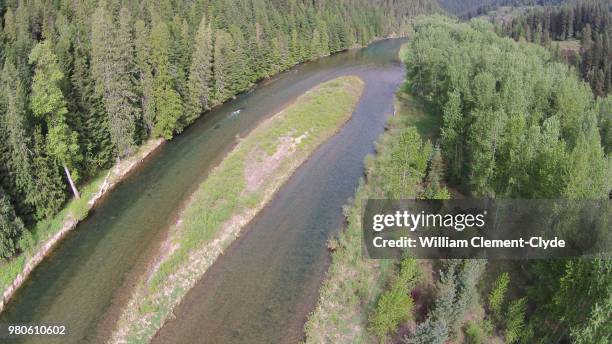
[400, 16, 610, 343]
[437, 0, 566, 17]
[306, 15, 610, 342]
[499, 0, 612, 96]
[0, 0, 440, 259]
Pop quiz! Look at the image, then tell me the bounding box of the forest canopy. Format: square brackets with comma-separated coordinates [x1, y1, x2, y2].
[404, 15, 610, 199]
[0, 0, 439, 259]
[498, 0, 612, 97]
[401, 15, 610, 342]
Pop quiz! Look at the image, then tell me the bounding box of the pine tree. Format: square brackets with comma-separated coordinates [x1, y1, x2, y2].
[581, 24, 593, 75]
[227, 26, 251, 93]
[185, 15, 213, 125]
[91, 6, 139, 157]
[29, 127, 66, 219]
[3, 8, 17, 42]
[423, 145, 450, 199]
[505, 297, 528, 343]
[405, 319, 449, 344]
[134, 20, 156, 135]
[488, 272, 510, 322]
[440, 90, 463, 180]
[71, 37, 114, 175]
[0, 186, 25, 259]
[369, 283, 415, 341]
[150, 18, 184, 139]
[213, 29, 229, 103]
[169, 15, 190, 99]
[1, 59, 35, 214]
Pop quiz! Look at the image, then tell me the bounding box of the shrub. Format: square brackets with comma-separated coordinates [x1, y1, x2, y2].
[488, 272, 510, 322]
[505, 297, 528, 343]
[404, 319, 448, 344]
[464, 321, 484, 344]
[369, 284, 415, 341]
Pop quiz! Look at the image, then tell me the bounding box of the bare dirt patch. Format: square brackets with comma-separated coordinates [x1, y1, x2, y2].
[244, 132, 309, 191]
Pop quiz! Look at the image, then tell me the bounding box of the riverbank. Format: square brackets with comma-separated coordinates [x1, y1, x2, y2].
[303, 90, 437, 343]
[0, 138, 164, 313]
[109, 76, 365, 343]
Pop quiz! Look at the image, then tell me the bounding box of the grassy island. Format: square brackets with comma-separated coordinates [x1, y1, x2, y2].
[111, 76, 365, 343]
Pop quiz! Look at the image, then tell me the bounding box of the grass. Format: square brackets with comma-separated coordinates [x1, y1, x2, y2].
[555, 39, 581, 52]
[110, 76, 365, 343]
[395, 86, 441, 140]
[303, 87, 440, 343]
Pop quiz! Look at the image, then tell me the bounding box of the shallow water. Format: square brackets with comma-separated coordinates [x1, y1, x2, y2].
[0, 38, 406, 344]
[153, 40, 406, 344]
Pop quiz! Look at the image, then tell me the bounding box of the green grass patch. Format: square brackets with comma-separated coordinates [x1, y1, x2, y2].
[555, 39, 581, 52]
[396, 87, 441, 140]
[112, 76, 365, 343]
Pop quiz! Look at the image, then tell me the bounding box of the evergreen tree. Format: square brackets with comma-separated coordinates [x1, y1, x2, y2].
[488, 272, 510, 322]
[134, 20, 156, 135]
[186, 15, 213, 125]
[1, 60, 35, 214]
[29, 127, 66, 219]
[423, 145, 450, 199]
[0, 187, 25, 259]
[213, 29, 229, 103]
[369, 284, 415, 341]
[29, 41, 81, 199]
[71, 37, 114, 175]
[150, 18, 184, 139]
[91, 6, 139, 157]
[405, 318, 449, 344]
[505, 297, 527, 343]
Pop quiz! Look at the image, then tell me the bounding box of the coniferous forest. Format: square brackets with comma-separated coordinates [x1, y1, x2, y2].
[498, 0, 612, 97]
[0, 0, 439, 259]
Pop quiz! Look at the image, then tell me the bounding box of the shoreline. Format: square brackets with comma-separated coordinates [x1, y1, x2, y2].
[109, 76, 365, 343]
[0, 138, 165, 313]
[302, 81, 442, 343]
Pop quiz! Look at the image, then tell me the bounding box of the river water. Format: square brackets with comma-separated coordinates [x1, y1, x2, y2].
[1, 38, 406, 344]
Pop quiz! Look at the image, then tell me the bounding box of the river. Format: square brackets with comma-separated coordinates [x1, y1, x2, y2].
[0, 38, 406, 344]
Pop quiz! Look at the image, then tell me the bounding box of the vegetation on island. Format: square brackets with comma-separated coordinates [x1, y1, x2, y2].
[110, 76, 365, 343]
